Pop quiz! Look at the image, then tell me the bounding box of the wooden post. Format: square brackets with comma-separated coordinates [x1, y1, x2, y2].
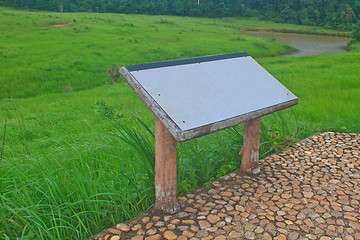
[154, 117, 179, 213]
[239, 117, 261, 174]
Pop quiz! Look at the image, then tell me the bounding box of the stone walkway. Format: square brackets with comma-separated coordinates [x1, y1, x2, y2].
[88, 132, 360, 240]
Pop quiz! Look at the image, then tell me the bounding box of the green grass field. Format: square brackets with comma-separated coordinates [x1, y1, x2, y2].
[0, 8, 298, 100]
[0, 7, 359, 239]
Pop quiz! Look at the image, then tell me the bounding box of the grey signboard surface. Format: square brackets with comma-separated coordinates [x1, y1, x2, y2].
[120, 52, 298, 141]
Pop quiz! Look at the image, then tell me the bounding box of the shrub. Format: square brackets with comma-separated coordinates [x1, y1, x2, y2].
[106, 64, 121, 84]
[351, 21, 360, 41]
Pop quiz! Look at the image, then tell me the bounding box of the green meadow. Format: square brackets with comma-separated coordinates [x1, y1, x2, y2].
[0, 7, 359, 239]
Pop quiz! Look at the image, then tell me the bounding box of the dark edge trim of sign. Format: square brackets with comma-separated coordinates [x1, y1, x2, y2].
[125, 52, 249, 72]
[177, 98, 298, 142]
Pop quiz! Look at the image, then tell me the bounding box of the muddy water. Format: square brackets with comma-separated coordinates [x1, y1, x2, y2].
[246, 31, 351, 57]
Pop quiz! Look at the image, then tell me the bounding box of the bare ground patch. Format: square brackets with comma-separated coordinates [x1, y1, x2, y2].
[50, 23, 70, 27]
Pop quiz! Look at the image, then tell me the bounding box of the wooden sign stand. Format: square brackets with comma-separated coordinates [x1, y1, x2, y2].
[120, 52, 297, 213]
[153, 117, 261, 212]
[154, 117, 179, 213]
[239, 117, 261, 174]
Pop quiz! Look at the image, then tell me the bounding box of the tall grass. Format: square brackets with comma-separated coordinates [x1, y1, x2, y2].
[226, 111, 314, 159]
[259, 52, 360, 133]
[0, 107, 240, 239]
[1, 103, 308, 239]
[1, 116, 156, 239]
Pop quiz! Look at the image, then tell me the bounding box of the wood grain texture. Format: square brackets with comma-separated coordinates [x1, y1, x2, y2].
[239, 117, 261, 174]
[154, 117, 179, 213]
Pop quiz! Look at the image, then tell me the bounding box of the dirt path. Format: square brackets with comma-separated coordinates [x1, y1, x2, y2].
[88, 132, 360, 240]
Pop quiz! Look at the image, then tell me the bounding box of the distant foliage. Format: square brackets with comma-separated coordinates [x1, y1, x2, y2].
[4, 0, 359, 30]
[351, 21, 360, 41]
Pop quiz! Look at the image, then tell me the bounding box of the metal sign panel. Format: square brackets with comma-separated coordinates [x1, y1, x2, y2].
[120, 52, 298, 142]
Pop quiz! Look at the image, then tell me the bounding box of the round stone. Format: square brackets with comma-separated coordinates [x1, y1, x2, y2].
[254, 226, 264, 234]
[146, 228, 157, 235]
[116, 223, 130, 232]
[274, 234, 287, 240]
[207, 215, 220, 224]
[183, 230, 195, 238]
[303, 192, 314, 198]
[145, 235, 162, 240]
[288, 232, 299, 240]
[214, 236, 227, 240]
[146, 223, 154, 229]
[198, 220, 211, 229]
[142, 217, 150, 224]
[164, 231, 177, 240]
[152, 216, 161, 221]
[107, 228, 121, 235]
[132, 224, 142, 231]
[230, 230, 244, 239]
[281, 193, 292, 199]
[131, 236, 144, 240]
[110, 236, 120, 240]
[154, 221, 165, 227]
[244, 231, 255, 239]
[168, 224, 176, 230]
[320, 237, 332, 240]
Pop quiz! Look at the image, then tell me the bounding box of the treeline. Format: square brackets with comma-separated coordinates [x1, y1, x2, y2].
[2, 0, 360, 29]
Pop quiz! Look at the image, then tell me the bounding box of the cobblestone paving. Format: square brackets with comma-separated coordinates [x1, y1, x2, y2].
[88, 132, 360, 240]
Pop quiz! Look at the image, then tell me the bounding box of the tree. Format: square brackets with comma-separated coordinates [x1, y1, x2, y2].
[58, 0, 64, 12]
[351, 21, 360, 41]
[3, 0, 359, 30]
[173, 0, 185, 15]
[354, 0, 360, 15]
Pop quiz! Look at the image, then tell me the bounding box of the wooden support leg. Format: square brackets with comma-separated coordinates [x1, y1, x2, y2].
[239, 117, 261, 174]
[154, 117, 179, 213]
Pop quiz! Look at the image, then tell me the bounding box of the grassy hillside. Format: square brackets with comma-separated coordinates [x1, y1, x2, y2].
[260, 51, 360, 132]
[0, 7, 359, 239]
[0, 7, 297, 99]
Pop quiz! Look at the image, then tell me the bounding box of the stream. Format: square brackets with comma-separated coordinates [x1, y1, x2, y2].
[246, 31, 351, 57]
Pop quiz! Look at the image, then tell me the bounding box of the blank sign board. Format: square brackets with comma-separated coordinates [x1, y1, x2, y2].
[120, 52, 298, 142]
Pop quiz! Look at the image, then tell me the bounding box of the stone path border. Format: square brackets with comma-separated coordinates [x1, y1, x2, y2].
[88, 132, 360, 240]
